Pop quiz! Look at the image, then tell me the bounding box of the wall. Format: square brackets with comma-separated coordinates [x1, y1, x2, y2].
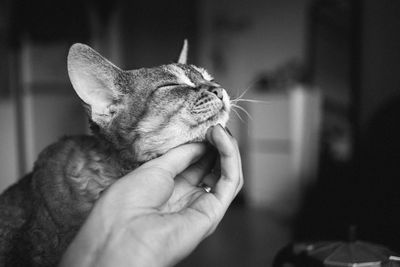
[20, 41, 87, 173]
[356, 0, 400, 249]
[360, 0, 400, 127]
[0, 100, 18, 192]
[197, 0, 313, 217]
[198, 0, 310, 92]
[118, 1, 197, 69]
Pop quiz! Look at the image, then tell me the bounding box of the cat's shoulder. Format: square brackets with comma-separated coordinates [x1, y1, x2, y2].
[32, 135, 106, 184]
[0, 173, 33, 259]
[35, 135, 98, 165]
[33, 135, 121, 189]
[32, 135, 121, 212]
[0, 173, 33, 224]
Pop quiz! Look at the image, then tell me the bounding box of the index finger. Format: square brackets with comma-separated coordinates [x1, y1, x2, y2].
[207, 125, 242, 207]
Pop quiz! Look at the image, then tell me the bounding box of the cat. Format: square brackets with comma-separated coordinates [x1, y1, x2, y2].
[0, 40, 231, 267]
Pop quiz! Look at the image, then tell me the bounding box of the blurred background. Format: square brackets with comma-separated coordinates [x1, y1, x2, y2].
[1, 0, 400, 266]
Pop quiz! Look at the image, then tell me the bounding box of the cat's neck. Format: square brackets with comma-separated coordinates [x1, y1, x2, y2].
[92, 134, 140, 175]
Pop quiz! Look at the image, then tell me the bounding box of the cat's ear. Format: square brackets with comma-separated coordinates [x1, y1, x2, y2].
[177, 39, 188, 64]
[67, 43, 122, 122]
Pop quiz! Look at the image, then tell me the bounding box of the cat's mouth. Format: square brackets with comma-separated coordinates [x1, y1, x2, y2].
[192, 89, 230, 120]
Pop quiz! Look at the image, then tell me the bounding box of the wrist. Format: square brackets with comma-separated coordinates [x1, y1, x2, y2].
[95, 225, 163, 267]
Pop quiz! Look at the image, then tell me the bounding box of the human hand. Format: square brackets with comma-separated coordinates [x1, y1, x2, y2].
[59, 124, 243, 267]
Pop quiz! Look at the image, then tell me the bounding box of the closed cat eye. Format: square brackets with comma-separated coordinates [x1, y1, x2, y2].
[158, 83, 181, 88]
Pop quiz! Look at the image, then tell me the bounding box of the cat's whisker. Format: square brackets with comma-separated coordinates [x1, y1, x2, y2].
[231, 103, 253, 121]
[231, 107, 245, 123]
[231, 98, 268, 104]
[230, 83, 267, 105]
[231, 84, 253, 101]
[231, 84, 253, 102]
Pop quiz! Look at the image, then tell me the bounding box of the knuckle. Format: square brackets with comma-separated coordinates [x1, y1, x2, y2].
[207, 224, 218, 237]
[238, 177, 244, 190]
[143, 165, 174, 179]
[224, 145, 236, 156]
[232, 138, 238, 146]
[195, 157, 208, 170]
[206, 207, 219, 223]
[205, 202, 222, 224]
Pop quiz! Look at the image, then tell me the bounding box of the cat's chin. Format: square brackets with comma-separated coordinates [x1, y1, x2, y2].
[133, 107, 230, 164]
[190, 112, 230, 143]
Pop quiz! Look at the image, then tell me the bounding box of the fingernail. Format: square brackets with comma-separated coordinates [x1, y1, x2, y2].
[206, 126, 215, 145]
[217, 123, 228, 136]
[225, 127, 233, 137]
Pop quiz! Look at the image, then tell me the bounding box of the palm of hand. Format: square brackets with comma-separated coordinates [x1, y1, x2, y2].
[167, 159, 218, 209]
[137, 150, 221, 232]
[96, 149, 222, 267]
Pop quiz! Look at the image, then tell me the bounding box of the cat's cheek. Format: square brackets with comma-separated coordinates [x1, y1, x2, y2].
[137, 152, 160, 162]
[217, 110, 230, 127]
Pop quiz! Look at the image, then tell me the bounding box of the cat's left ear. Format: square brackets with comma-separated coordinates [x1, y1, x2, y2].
[68, 43, 123, 123]
[177, 39, 188, 64]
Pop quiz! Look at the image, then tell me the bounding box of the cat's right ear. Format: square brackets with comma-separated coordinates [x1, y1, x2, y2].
[177, 39, 188, 64]
[67, 43, 122, 123]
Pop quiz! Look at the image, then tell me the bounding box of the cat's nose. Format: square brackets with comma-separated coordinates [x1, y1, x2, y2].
[209, 87, 224, 100]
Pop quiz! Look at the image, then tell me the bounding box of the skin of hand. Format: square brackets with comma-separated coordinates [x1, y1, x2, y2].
[59, 124, 243, 267]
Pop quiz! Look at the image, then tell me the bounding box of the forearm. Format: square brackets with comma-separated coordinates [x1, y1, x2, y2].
[59, 210, 107, 267]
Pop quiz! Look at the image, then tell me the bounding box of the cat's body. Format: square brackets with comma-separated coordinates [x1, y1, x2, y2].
[0, 136, 122, 266]
[0, 42, 230, 266]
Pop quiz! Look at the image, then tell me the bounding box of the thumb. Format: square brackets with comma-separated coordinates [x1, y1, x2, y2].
[103, 143, 208, 209]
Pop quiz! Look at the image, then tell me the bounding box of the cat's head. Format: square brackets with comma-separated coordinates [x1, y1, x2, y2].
[67, 41, 230, 163]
